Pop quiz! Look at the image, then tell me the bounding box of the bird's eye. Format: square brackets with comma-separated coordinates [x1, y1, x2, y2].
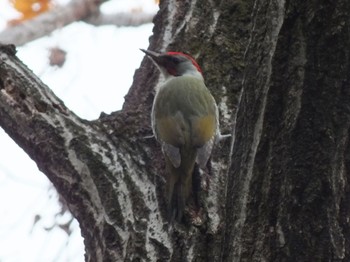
[168, 56, 181, 64]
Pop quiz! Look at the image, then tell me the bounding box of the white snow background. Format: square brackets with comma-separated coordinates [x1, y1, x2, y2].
[0, 0, 157, 261]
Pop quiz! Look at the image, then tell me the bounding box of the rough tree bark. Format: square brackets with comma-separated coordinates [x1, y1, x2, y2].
[0, 0, 349, 261]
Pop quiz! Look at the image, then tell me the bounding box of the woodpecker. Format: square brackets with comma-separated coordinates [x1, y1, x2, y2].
[141, 49, 220, 222]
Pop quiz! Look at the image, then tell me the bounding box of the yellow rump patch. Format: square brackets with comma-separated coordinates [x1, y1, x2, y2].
[191, 115, 216, 146]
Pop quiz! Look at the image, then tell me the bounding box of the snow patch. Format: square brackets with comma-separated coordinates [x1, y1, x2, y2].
[161, 1, 176, 50]
[208, 0, 220, 36]
[207, 161, 222, 233]
[175, 0, 197, 36]
[218, 86, 231, 121]
[121, 152, 171, 255]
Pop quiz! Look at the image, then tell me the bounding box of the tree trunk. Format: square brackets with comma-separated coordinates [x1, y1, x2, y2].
[223, 0, 350, 261]
[0, 0, 349, 261]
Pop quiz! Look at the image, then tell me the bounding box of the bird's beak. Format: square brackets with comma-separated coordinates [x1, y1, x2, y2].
[140, 49, 174, 74]
[140, 49, 161, 60]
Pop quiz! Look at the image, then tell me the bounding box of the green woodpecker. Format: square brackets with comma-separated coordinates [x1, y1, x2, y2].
[141, 49, 219, 222]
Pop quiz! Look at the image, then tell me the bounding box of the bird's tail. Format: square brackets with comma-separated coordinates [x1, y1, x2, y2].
[165, 149, 196, 223]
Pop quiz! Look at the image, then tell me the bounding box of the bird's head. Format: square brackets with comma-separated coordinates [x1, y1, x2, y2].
[140, 49, 203, 79]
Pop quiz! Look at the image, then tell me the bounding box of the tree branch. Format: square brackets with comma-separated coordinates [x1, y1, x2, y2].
[0, 43, 166, 260]
[0, 0, 154, 46]
[85, 11, 155, 27]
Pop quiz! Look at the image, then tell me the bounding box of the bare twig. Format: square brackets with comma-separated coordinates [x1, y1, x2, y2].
[85, 11, 154, 27]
